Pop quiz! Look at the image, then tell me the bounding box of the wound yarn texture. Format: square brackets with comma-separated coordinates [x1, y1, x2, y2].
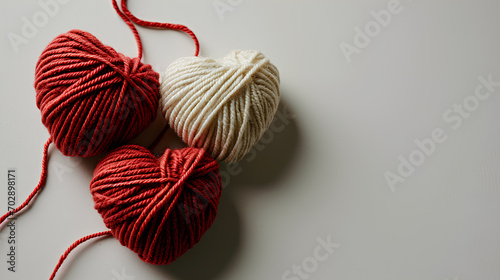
[90, 145, 222, 265]
[35, 29, 159, 157]
[160, 50, 280, 162]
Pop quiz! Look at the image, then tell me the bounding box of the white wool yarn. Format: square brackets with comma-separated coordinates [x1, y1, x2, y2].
[160, 50, 280, 162]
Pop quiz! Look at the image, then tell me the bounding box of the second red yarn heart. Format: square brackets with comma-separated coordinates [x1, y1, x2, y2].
[90, 145, 222, 265]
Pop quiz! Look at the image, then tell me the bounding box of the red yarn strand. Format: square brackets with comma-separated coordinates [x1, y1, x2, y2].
[0, 138, 52, 226]
[112, 0, 144, 59]
[119, 0, 200, 56]
[49, 231, 112, 280]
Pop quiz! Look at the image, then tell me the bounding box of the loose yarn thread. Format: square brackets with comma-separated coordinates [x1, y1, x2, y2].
[119, 0, 199, 56]
[48, 231, 112, 280]
[0, 138, 51, 225]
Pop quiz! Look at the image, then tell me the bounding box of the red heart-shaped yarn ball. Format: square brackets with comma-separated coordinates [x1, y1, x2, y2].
[90, 145, 222, 264]
[35, 30, 159, 157]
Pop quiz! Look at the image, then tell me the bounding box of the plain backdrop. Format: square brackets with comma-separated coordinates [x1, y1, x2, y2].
[1, 0, 500, 280]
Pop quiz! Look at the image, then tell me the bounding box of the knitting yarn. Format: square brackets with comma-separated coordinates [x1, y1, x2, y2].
[35, 29, 159, 157]
[160, 50, 280, 162]
[90, 145, 222, 265]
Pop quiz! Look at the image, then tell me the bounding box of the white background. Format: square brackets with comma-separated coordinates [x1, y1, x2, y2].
[1, 0, 500, 279]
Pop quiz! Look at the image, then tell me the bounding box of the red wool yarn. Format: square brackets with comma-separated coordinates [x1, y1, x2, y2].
[35, 29, 159, 157]
[90, 145, 222, 265]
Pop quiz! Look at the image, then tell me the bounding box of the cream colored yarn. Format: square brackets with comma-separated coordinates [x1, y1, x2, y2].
[160, 50, 280, 162]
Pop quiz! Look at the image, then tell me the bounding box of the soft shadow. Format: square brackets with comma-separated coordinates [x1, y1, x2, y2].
[219, 98, 301, 189]
[160, 193, 241, 280]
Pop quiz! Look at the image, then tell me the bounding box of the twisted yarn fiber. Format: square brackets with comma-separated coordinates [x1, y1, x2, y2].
[35, 29, 159, 157]
[90, 145, 222, 265]
[161, 50, 280, 162]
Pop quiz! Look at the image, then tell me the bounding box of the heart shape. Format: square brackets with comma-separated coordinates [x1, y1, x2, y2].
[35, 30, 159, 157]
[160, 50, 280, 162]
[90, 145, 222, 265]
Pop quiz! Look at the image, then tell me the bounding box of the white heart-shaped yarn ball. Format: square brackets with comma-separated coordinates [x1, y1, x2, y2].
[160, 50, 280, 162]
